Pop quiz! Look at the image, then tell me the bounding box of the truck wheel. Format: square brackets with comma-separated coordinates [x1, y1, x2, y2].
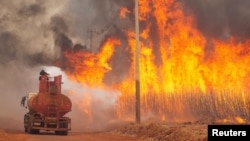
[61, 131, 68, 136]
[24, 127, 27, 132]
[33, 130, 40, 134]
[27, 126, 31, 134]
[27, 125, 36, 134]
[55, 131, 60, 135]
[63, 131, 68, 136]
[55, 131, 68, 136]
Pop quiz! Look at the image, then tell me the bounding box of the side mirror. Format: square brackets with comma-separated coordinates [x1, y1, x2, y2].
[20, 96, 26, 107]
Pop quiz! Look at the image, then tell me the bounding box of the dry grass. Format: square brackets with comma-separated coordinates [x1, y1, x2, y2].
[113, 121, 208, 141]
[117, 91, 250, 122]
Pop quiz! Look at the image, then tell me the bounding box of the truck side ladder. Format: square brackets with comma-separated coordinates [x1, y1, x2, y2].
[48, 85, 59, 117]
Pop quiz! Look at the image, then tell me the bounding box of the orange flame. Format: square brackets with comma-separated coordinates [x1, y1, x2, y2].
[119, 7, 130, 19]
[215, 116, 246, 124]
[64, 37, 121, 88]
[61, 0, 250, 122]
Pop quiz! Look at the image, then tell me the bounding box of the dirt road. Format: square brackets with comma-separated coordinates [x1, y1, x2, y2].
[0, 130, 140, 141]
[0, 121, 209, 141]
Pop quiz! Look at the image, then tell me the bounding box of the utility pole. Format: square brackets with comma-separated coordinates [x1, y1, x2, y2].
[135, 0, 141, 124]
[88, 25, 111, 53]
[88, 28, 96, 52]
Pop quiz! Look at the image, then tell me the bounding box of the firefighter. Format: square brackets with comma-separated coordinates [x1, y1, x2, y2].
[40, 69, 49, 75]
[39, 69, 49, 80]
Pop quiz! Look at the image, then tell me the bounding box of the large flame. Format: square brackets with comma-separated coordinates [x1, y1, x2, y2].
[61, 0, 250, 122]
[63, 37, 121, 88]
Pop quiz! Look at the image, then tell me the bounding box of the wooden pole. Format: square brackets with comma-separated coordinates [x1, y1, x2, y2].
[135, 0, 141, 124]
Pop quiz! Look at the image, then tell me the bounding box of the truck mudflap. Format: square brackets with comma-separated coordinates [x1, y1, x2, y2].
[24, 114, 71, 135]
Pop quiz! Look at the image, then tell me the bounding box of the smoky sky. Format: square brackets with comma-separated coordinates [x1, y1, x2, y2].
[1, 0, 250, 67]
[0, 0, 124, 67]
[180, 0, 250, 40]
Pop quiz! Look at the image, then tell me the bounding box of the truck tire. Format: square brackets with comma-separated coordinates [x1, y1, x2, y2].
[33, 130, 40, 134]
[27, 125, 31, 134]
[24, 127, 27, 132]
[55, 131, 59, 135]
[62, 131, 68, 136]
[27, 116, 39, 134]
[55, 131, 68, 136]
[27, 128, 39, 134]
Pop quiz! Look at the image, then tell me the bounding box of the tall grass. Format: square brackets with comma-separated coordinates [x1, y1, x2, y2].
[116, 91, 250, 122]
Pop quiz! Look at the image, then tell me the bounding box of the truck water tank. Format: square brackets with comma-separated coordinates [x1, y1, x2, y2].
[27, 92, 72, 117]
[27, 74, 72, 117]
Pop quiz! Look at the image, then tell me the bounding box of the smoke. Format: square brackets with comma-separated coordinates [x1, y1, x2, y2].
[63, 0, 133, 51]
[180, 0, 250, 40]
[0, 0, 131, 131]
[44, 67, 122, 132]
[2, 0, 248, 71]
[0, 0, 68, 130]
[0, 63, 43, 130]
[0, 0, 70, 66]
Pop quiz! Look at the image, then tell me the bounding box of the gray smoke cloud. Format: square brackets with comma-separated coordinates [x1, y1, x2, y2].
[1, 0, 249, 75]
[180, 0, 250, 40]
[0, 0, 69, 66]
[64, 0, 133, 52]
